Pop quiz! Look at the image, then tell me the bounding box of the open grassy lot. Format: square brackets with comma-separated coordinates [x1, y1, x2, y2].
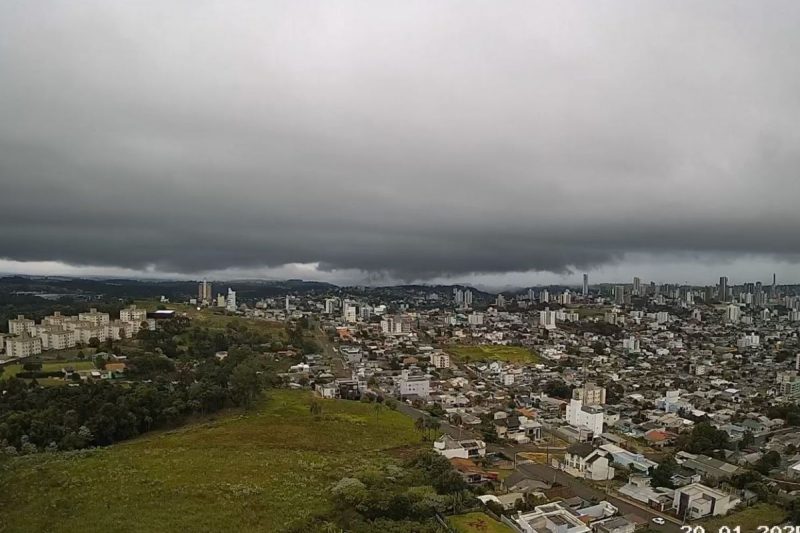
[700, 503, 787, 531]
[1, 360, 96, 380]
[0, 390, 421, 533]
[448, 345, 541, 364]
[135, 300, 287, 340]
[448, 512, 515, 533]
[572, 306, 609, 318]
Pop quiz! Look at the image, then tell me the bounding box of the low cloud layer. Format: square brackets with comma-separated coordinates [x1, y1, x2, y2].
[2, 1, 800, 282]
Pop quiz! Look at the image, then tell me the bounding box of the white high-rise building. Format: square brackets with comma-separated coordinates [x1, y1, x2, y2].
[582, 274, 588, 297]
[226, 288, 237, 312]
[468, 312, 484, 326]
[725, 304, 741, 323]
[558, 290, 572, 305]
[539, 290, 550, 304]
[622, 336, 640, 353]
[565, 384, 606, 438]
[4, 334, 42, 358]
[539, 307, 557, 330]
[324, 298, 336, 315]
[342, 300, 358, 323]
[495, 294, 506, 307]
[198, 280, 212, 303]
[463, 289, 473, 308]
[737, 333, 760, 349]
[633, 277, 641, 296]
[453, 288, 464, 306]
[8, 315, 35, 336]
[613, 285, 626, 305]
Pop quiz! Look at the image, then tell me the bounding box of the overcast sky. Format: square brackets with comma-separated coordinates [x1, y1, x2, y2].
[2, 1, 800, 288]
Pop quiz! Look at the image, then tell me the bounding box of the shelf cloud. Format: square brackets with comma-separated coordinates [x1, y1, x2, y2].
[2, 1, 800, 282]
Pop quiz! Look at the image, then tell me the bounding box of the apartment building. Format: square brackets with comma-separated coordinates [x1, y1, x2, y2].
[8, 315, 35, 336]
[5, 334, 42, 358]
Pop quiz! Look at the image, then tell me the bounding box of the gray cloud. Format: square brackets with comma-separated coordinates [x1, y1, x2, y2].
[2, 0, 800, 281]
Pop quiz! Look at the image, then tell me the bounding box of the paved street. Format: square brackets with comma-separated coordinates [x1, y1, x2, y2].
[514, 461, 680, 532]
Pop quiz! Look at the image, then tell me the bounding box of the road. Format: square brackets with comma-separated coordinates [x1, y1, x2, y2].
[394, 402, 680, 532]
[514, 461, 680, 532]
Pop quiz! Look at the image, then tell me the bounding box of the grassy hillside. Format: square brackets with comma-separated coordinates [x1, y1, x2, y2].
[0, 390, 421, 533]
[135, 300, 287, 340]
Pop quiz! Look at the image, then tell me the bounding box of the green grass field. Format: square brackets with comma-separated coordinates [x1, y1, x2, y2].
[448, 512, 515, 533]
[572, 306, 609, 318]
[0, 390, 421, 533]
[1, 360, 96, 380]
[701, 503, 787, 531]
[448, 345, 541, 364]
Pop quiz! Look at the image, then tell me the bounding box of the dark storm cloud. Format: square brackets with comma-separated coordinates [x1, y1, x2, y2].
[2, 0, 800, 280]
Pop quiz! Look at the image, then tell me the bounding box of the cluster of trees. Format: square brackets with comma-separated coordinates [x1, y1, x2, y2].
[676, 422, 730, 456]
[543, 379, 572, 400]
[286, 321, 321, 354]
[767, 404, 800, 426]
[0, 347, 274, 454]
[649, 455, 677, 488]
[295, 451, 472, 533]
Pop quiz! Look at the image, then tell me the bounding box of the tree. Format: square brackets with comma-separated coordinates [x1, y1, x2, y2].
[423, 417, 440, 440]
[650, 455, 676, 488]
[330, 477, 367, 508]
[755, 450, 781, 475]
[739, 430, 755, 450]
[414, 417, 426, 437]
[228, 358, 265, 407]
[373, 402, 384, 424]
[544, 380, 572, 400]
[310, 399, 323, 419]
[677, 422, 730, 455]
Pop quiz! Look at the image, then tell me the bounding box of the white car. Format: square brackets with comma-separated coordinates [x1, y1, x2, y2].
[651, 517, 666, 525]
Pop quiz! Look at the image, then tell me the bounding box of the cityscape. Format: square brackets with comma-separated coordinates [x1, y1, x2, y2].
[0, 274, 799, 531]
[2, 1, 800, 532]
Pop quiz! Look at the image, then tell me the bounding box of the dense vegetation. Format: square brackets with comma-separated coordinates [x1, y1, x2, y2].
[295, 450, 472, 533]
[0, 316, 289, 453]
